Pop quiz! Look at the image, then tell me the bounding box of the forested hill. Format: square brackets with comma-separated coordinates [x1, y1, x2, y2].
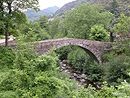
[25, 6, 59, 20]
[55, 0, 130, 16]
[54, 0, 112, 16]
[55, 0, 88, 16]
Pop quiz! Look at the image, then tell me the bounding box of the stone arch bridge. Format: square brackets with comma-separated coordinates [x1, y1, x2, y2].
[0, 38, 112, 63]
[35, 38, 111, 63]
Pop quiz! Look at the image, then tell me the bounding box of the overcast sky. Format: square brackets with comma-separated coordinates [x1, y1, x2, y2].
[39, 0, 75, 9]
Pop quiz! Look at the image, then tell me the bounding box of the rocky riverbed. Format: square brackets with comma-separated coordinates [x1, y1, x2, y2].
[59, 60, 101, 90]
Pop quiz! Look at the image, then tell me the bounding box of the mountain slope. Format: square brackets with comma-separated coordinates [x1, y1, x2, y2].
[55, 0, 89, 16]
[55, 0, 130, 16]
[25, 6, 59, 21]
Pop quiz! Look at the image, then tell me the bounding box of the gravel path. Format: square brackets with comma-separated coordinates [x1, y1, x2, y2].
[0, 39, 6, 44]
[0, 38, 15, 46]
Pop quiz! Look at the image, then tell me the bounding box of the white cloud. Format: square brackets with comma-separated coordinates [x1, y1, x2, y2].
[39, 0, 75, 9]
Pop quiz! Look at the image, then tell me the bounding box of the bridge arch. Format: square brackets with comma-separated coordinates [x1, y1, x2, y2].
[35, 38, 108, 63]
[55, 44, 100, 63]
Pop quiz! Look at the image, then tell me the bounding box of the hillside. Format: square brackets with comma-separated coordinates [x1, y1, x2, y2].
[54, 0, 110, 16]
[55, 0, 89, 16]
[25, 6, 59, 21]
[55, 0, 130, 16]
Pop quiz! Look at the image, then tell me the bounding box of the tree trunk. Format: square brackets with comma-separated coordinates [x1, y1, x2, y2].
[110, 32, 114, 42]
[5, 32, 8, 46]
[5, 2, 12, 46]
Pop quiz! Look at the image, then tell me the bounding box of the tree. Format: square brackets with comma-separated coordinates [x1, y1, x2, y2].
[0, 0, 5, 37]
[63, 4, 113, 39]
[48, 17, 68, 39]
[0, 0, 39, 46]
[114, 14, 130, 36]
[109, 0, 119, 17]
[36, 16, 48, 30]
[108, 0, 119, 42]
[48, 17, 61, 38]
[17, 21, 51, 42]
[104, 55, 130, 86]
[116, 0, 130, 16]
[90, 24, 108, 41]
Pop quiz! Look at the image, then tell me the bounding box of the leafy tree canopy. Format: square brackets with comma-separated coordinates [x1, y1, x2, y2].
[63, 4, 113, 39]
[0, 0, 39, 46]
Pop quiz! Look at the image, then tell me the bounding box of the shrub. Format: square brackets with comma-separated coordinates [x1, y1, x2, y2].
[103, 55, 130, 86]
[67, 48, 91, 72]
[68, 48, 104, 83]
[90, 24, 109, 41]
[0, 91, 18, 98]
[29, 75, 69, 98]
[56, 46, 73, 60]
[13, 41, 37, 70]
[32, 55, 58, 71]
[0, 46, 15, 69]
[0, 70, 32, 91]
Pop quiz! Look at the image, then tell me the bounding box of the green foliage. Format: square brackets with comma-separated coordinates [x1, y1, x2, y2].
[109, 0, 119, 17]
[86, 64, 105, 82]
[63, 4, 113, 39]
[29, 73, 72, 98]
[0, 0, 39, 46]
[36, 16, 48, 29]
[0, 35, 4, 39]
[48, 17, 66, 38]
[0, 91, 18, 98]
[17, 22, 51, 41]
[67, 48, 104, 82]
[0, 46, 15, 69]
[104, 54, 130, 86]
[48, 18, 60, 38]
[95, 81, 130, 98]
[0, 20, 5, 34]
[68, 48, 91, 72]
[56, 46, 73, 60]
[0, 40, 130, 97]
[12, 40, 36, 70]
[123, 40, 130, 56]
[102, 40, 130, 86]
[103, 40, 130, 61]
[114, 14, 130, 35]
[90, 24, 109, 41]
[113, 81, 130, 98]
[32, 55, 58, 71]
[0, 43, 62, 97]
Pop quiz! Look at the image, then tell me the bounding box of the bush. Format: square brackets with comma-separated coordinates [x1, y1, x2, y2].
[32, 55, 58, 71]
[0, 53, 67, 98]
[56, 46, 73, 60]
[0, 70, 32, 91]
[13, 41, 37, 70]
[102, 40, 130, 85]
[103, 55, 130, 86]
[67, 48, 91, 72]
[0, 46, 15, 69]
[0, 91, 18, 98]
[68, 48, 104, 83]
[29, 74, 70, 98]
[90, 24, 109, 41]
